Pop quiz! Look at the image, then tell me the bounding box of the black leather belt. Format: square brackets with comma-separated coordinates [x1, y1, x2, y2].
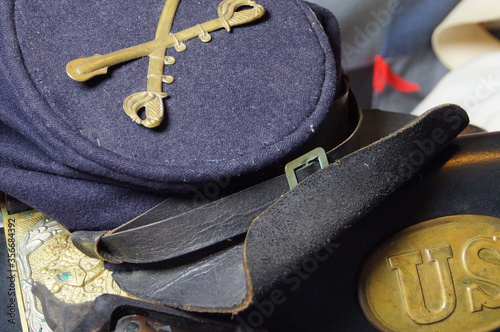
[71, 76, 361, 265]
[33, 131, 500, 332]
[64, 74, 469, 316]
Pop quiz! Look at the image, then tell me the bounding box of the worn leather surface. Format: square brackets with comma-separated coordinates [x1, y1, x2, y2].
[72, 77, 360, 264]
[113, 244, 248, 310]
[31, 283, 242, 332]
[111, 105, 468, 313]
[34, 130, 500, 331]
[244, 104, 468, 299]
[253, 131, 500, 332]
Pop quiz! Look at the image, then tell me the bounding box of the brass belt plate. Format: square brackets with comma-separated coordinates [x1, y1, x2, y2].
[359, 215, 500, 332]
[1, 203, 134, 332]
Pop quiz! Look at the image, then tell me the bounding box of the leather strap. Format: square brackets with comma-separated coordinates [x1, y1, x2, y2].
[110, 104, 469, 313]
[31, 282, 245, 332]
[72, 76, 363, 264]
[35, 129, 500, 332]
[244, 104, 469, 298]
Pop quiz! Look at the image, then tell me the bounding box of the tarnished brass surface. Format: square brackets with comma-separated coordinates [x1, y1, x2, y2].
[30, 229, 125, 302]
[1, 203, 135, 332]
[359, 215, 500, 332]
[66, 0, 265, 128]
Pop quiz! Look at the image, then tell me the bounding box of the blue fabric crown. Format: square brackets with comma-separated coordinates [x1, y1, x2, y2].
[0, 0, 342, 230]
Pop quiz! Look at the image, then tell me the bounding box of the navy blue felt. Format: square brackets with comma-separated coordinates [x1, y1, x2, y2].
[0, 1, 342, 230]
[0, 0, 340, 191]
[0, 122, 167, 230]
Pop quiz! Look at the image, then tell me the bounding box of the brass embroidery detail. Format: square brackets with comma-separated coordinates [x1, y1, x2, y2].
[66, 0, 265, 128]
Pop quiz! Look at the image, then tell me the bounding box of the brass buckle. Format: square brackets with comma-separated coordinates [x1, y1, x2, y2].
[285, 147, 328, 189]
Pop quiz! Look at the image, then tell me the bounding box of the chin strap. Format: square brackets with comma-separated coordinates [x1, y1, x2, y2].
[35, 101, 469, 330]
[71, 76, 359, 265]
[108, 104, 468, 313]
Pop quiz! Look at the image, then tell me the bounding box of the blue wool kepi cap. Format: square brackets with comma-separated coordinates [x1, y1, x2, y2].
[0, 0, 342, 230]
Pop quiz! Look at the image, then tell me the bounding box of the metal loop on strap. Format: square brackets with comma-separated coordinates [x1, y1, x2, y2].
[285, 147, 329, 189]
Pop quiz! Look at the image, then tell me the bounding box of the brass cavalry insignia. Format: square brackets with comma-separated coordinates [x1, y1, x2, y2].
[359, 215, 500, 332]
[66, 0, 265, 128]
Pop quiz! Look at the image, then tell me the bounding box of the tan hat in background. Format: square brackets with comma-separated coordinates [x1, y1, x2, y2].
[432, 0, 500, 70]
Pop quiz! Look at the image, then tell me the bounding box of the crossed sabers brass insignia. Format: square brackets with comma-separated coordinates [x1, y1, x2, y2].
[66, 0, 265, 128]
